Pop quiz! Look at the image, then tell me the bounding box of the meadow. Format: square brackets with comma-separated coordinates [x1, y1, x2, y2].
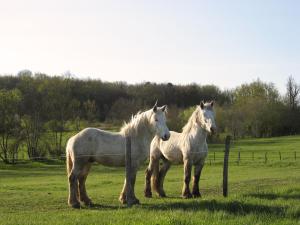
[0, 135, 299, 225]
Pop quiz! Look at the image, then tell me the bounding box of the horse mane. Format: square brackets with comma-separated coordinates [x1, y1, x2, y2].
[120, 110, 151, 137]
[182, 106, 205, 134]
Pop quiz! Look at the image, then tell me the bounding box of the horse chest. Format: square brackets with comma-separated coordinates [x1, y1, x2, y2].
[189, 144, 208, 163]
[190, 141, 207, 153]
[130, 140, 151, 165]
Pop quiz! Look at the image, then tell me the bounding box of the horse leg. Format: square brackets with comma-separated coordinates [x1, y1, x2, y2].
[192, 163, 204, 198]
[157, 157, 171, 197]
[119, 179, 127, 204]
[78, 163, 92, 206]
[119, 167, 139, 205]
[68, 164, 82, 208]
[144, 156, 159, 198]
[182, 159, 192, 199]
[129, 168, 140, 204]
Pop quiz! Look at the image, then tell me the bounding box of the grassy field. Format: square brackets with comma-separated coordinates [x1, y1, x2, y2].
[0, 136, 299, 225]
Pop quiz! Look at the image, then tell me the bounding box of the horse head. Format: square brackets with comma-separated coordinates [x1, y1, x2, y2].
[151, 101, 170, 141]
[200, 101, 217, 134]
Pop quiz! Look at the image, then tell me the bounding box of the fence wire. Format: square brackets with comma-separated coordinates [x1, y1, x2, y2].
[1, 150, 298, 165]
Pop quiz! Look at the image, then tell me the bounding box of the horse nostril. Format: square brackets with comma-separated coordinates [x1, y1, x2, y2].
[163, 134, 169, 141]
[210, 128, 215, 134]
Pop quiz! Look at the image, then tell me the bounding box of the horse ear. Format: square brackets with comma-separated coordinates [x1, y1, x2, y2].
[211, 101, 214, 107]
[161, 105, 167, 112]
[153, 100, 158, 112]
[200, 101, 205, 109]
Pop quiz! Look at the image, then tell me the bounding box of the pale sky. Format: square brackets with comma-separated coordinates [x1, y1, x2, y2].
[0, 0, 299, 93]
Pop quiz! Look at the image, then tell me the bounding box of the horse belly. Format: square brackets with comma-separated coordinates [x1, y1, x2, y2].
[95, 155, 125, 167]
[163, 147, 183, 164]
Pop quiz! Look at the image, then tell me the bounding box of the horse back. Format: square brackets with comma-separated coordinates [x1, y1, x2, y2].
[68, 127, 124, 157]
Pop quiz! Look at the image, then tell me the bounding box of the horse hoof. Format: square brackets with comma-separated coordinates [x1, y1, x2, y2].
[144, 191, 152, 198]
[71, 203, 81, 209]
[182, 193, 192, 199]
[126, 198, 140, 206]
[120, 199, 127, 204]
[131, 198, 140, 205]
[192, 192, 202, 198]
[159, 193, 167, 198]
[119, 197, 127, 204]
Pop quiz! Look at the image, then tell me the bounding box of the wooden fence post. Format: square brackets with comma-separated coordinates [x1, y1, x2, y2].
[264, 152, 268, 164]
[125, 136, 133, 207]
[237, 151, 240, 165]
[223, 135, 231, 197]
[279, 151, 281, 161]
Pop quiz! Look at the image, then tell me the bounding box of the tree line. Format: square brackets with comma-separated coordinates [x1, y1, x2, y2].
[0, 70, 299, 163]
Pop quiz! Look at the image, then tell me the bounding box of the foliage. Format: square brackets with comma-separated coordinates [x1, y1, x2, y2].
[0, 89, 22, 163]
[0, 73, 299, 162]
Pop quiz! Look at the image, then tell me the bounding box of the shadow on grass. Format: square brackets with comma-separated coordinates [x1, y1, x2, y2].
[85, 198, 299, 220]
[246, 192, 300, 200]
[79, 203, 124, 211]
[0, 170, 65, 178]
[141, 199, 289, 218]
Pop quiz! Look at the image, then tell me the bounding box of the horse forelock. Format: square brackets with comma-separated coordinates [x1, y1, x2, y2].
[120, 110, 151, 136]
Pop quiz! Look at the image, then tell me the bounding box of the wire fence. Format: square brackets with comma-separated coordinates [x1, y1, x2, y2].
[1, 150, 299, 165]
[207, 150, 299, 165]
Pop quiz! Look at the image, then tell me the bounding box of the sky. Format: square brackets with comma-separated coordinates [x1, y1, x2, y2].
[0, 0, 299, 93]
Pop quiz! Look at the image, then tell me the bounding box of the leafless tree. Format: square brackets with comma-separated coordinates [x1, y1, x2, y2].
[286, 76, 300, 110]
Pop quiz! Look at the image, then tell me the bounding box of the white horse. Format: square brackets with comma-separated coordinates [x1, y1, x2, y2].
[66, 103, 170, 208]
[144, 101, 216, 199]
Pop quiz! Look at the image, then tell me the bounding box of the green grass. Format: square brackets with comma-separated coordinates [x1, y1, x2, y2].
[1, 136, 300, 225]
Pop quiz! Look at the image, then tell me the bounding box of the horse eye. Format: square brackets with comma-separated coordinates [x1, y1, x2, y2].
[155, 119, 158, 122]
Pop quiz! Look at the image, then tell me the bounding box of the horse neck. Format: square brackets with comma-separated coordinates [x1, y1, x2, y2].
[185, 123, 207, 143]
[128, 111, 154, 146]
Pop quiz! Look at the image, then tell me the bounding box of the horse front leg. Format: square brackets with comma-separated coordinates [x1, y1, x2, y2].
[157, 158, 171, 197]
[119, 179, 127, 204]
[182, 159, 192, 199]
[119, 167, 139, 205]
[144, 160, 155, 198]
[129, 168, 140, 204]
[192, 163, 204, 198]
[144, 153, 161, 198]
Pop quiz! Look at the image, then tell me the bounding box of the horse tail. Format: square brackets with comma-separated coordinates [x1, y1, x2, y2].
[66, 140, 73, 177]
[66, 151, 73, 176]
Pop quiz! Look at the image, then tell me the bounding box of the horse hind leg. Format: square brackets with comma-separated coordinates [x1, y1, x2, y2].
[68, 166, 81, 208]
[78, 163, 92, 206]
[157, 157, 171, 197]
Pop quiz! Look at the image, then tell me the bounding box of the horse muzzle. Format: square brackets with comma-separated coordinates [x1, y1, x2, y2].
[161, 133, 170, 141]
[210, 127, 217, 135]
